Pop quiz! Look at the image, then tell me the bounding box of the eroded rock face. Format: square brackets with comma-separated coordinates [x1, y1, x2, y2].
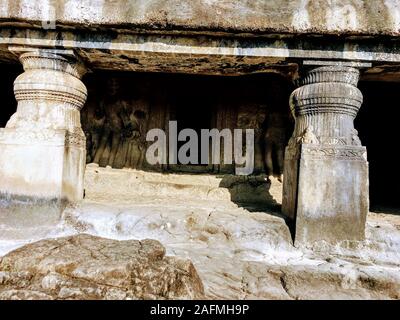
[1, 0, 400, 36]
[0, 234, 204, 300]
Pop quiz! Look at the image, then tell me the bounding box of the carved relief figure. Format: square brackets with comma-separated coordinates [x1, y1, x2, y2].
[236, 104, 266, 174]
[82, 104, 106, 163]
[351, 128, 362, 146]
[82, 78, 148, 170]
[264, 112, 288, 182]
[124, 110, 146, 168]
[298, 126, 319, 144]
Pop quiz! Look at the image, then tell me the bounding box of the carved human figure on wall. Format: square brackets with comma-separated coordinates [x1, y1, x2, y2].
[236, 104, 267, 174]
[92, 103, 110, 166]
[124, 110, 146, 169]
[82, 103, 106, 163]
[82, 78, 148, 170]
[264, 111, 288, 182]
[90, 79, 130, 168]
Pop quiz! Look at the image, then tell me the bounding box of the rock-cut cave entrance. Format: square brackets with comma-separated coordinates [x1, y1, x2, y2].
[169, 75, 215, 172]
[0, 63, 400, 212]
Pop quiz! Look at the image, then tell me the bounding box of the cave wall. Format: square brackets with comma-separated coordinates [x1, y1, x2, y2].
[81, 71, 293, 176]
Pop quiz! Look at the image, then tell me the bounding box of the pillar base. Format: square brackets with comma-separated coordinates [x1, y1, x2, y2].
[0, 127, 86, 203]
[283, 144, 369, 245]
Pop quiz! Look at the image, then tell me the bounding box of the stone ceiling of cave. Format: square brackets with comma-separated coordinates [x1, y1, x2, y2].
[1, 0, 400, 37]
[1, 1, 400, 80]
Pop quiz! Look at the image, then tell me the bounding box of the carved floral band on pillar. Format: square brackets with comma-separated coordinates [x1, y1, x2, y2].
[0, 48, 88, 203]
[282, 63, 369, 245]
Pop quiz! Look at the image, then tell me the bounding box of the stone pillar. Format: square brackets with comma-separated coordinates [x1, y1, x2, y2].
[0, 48, 87, 204]
[282, 63, 369, 245]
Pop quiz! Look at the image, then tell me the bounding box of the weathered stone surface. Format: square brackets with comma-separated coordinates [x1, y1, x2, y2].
[1, 2, 400, 79]
[2, 28, 399, 79]
[0, 0, 400, 36]
[59, 200, 399, 300]
[0, 174, 399, 300]
[83, 165, 282, 206]
[0, 234, 204, 300]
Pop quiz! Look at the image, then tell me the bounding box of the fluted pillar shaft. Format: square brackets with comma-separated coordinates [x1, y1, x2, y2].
[282, 64, 369, 245]
[0, 48, 87, 204]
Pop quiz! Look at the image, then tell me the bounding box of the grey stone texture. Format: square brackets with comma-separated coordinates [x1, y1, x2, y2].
[1, 0, 400, 36]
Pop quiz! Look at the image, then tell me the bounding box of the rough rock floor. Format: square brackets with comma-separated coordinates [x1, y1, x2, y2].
[0, 176, 399, 299]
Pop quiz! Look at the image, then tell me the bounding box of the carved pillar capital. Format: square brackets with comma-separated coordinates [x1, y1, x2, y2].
[288, 65, 363, 148]
[6, 48, 87, 135]
[15, 52, 87, 108]
[13, 47, 87, 77]
[0, 47, 88, 203]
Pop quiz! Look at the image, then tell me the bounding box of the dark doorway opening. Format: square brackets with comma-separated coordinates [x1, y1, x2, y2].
[175, 96, 214, 167]
[357, 81, 400, 210]
[169, 76, 215, 170]
[0, 64, 21, 128]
